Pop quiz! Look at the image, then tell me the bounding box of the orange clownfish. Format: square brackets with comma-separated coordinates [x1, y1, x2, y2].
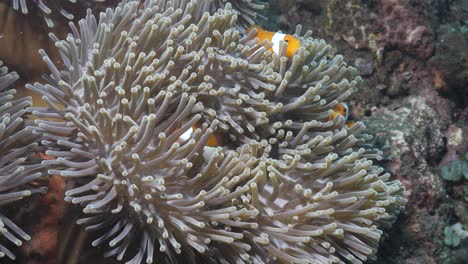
[178, 123, 223, 162]
[330, 102, 355, 127]
[247, 25, 301, 58]
[178, 123, 223, 147]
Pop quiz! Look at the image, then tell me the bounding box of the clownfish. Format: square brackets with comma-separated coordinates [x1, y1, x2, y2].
[247, 25, 301, 58]
[330, 102, 355, 127]
[177, 123, 223, 162]
[178, 123, 223, 147]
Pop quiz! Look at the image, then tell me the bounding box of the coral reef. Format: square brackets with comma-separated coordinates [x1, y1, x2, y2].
[20, 0, 406, 263]
[430, 23, 468, 107]
[440, 153, 468, 182]
[7, 0, 468, 263]
[377, 0, 434, 60]
[358, 97, 454, 264]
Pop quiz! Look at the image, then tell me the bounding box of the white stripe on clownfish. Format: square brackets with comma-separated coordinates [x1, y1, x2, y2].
[246, 25, 301, 58]
[271, 32, 286, 54]
[341, 102, 350, 121]
[177, 124, 223, 162]
[179, 126, 193, 142]
[329, 102, 355, 128]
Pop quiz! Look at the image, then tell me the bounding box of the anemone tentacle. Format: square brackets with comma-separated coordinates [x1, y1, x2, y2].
[27, 0, 406, 263]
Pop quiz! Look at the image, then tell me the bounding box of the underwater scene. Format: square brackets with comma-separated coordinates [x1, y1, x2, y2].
[0, 0, 466, 263]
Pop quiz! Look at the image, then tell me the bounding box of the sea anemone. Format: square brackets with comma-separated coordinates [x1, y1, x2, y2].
[27, 0, 406, 263]
[28, 0, 265, 262]
[9, 0, 78, 27]
[0, 0, 116, 84]
[203, 0, 267, 30]
[8, 0, 112, 27]
[9, 0, 267, 29]
[193, 24, 407, 263]
[0, 61, 46, 260]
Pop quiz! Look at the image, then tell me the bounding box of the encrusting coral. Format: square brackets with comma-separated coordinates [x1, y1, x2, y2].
[0, 61, 46, 260]
[25, 0, 406, 263]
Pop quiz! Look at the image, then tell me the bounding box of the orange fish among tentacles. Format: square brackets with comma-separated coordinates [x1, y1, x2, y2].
[247, 25, 301, 58]
[330, 102, 355, 127]
[178, 123, 223, 147]
[176, 123, 223, 162]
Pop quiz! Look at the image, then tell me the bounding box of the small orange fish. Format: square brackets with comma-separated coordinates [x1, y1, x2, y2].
[177, 123, 223, 162]
[247, 25, 301, 58]
[178, 124, 223, 147]
[330, 102, 355, 127]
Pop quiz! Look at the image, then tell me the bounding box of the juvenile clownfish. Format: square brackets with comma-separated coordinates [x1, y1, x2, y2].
[247, 25, 301, 58]
[330, 102, 355, 128]
[177, 123, 223, 162]
[178, 123, 223, 147]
